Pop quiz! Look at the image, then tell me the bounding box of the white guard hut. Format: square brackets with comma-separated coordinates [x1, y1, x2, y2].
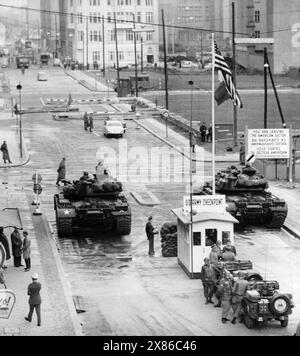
[172, 195, 239, 279]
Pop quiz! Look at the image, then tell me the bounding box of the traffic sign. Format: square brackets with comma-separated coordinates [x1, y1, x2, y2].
[33, 184, 43, 195]
[32, 173, 42, 183]
[246, 153, 256, 164]
[163, 111, 169, 119]
[0, 290, 16, 319]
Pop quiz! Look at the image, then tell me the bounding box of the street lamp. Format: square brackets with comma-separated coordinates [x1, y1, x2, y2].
[140, 37, 144, 73]
[188, 80, 194, 270]
[16, 83, 23, 159]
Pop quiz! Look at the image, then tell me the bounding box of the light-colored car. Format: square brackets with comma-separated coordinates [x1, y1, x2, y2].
[37, 71, 48, 81]
[104, 120, 126, 138]
[53, 111, 85, 120]
[53, 58, 61, 67]
[181, 60, 198, 68]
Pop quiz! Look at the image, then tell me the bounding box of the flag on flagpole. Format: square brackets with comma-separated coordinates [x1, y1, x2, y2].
[214, 41, 243, 108]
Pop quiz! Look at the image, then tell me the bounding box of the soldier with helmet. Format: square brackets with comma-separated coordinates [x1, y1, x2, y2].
[231, 271, 249, 324]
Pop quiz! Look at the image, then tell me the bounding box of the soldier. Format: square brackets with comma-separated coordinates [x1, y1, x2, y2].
[206, 125, 212, 142]
[219, 270, 234, 323]
[56, 157, 66, 186]
[88, 114, 94, 133]
[10, 227, 23, 267]
[231, 272, 249, 324]
[83, 112, 89, 131]
[145, 216, 158, 256]
[201, 258, 217, 305]
[222, 239, 237, 256]
[221, 246, 236, 262]
[200, 122, 207, 142]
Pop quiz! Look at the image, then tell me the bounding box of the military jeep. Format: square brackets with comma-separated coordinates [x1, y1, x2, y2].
[242, 280, 295, 329]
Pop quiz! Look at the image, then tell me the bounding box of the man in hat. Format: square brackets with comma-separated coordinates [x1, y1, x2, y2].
[10, 227, 23, 267]
[201, 258, 217, 304]
[231, 271, 249, 324]
[219, 269, 234, 323]
[56, 157, 66, 186]
[145, 216, 158, 256]
[25, 273, 42, 326]
[0, 141, 12, 164]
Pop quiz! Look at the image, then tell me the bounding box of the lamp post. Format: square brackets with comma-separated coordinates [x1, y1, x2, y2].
[16, 83, 23, 159]
[140, 37, 144, 73]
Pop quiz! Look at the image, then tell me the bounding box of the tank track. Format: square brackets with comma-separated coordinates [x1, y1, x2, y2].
[57, 218, 73, 238]
[115, 214, 131, 235]
[265, 211, 287, 229]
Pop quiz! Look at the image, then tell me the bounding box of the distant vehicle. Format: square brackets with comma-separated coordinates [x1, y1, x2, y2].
[53, 58, 61, 67]
[37, 71, 48, 81]
[181, 60, 198, 68]
[53, 110, 84, 120]
[40, 53, 50, 65]
[104, 120, 126, 138]
[0, 56, 9, 68]
[16, 56, 30, 69]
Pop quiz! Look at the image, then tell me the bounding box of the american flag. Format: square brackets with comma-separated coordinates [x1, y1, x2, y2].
[214, 41, 243, 108]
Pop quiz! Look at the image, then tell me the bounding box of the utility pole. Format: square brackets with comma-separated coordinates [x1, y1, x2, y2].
[141, 36, 144, 73]
[86, 16, 89, 69]
[161, 10, 169, 111]
[55, 14, 58, 58]
[26, 6, 29, 39]
[200, 32, 204, 69]
[132, 14, 138, 97]
[102, 15, 106, 77]
[232, 2, 238, 146]
[114, 12, 120, 96]
[264, 47, 268, 129]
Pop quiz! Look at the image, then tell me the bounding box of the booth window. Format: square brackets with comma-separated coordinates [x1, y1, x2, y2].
[205, 229, 217, 246]
[193, 232, 201, 246]
[222, 231, 231, 245]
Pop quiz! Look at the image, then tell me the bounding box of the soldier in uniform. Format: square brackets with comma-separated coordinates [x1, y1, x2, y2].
[83, 112, 89, 131]
[221, 245, 236, 262]
[200, 122, 207, 142]
[219, 270, 234, 323]
[201, 258, 217, 304]
[231, 271, 249, 324]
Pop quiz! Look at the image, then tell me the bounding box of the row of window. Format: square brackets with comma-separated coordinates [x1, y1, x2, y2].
[78, 29, 153, 41]
[70, 12, 153, 24]
[70, 0, 153, 7]
[92, 50, 144, 61]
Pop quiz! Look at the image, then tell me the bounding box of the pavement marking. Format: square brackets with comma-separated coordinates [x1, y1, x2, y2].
[93, 131, 100, 137]
[40, 97, 45, 106]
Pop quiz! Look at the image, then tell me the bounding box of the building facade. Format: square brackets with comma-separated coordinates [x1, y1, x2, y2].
[62, 0, 159, 68]
[40, 0, 60, 55]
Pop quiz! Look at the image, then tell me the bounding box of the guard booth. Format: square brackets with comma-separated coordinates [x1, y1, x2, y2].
[172, 195, 238, 279]
[129, 74, 150, 91]
[117, 78, 131, 97]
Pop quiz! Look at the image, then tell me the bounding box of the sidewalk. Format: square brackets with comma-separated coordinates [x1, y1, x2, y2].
[65, 70, 115, 93]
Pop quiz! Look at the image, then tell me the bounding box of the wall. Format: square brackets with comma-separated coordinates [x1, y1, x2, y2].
[177, 219, 191, 273]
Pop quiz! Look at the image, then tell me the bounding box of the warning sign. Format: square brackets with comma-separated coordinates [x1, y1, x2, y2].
[183, 195, 226, 214]
[247, 128, 290, 159]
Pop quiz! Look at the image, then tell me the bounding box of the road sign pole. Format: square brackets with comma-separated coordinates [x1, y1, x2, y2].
[288, 125, 293, 185]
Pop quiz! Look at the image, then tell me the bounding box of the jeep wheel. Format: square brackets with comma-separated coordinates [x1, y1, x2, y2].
[269, 295, 290, 317]
[244, 314, 255, 329]
[280, 319, 288, 327]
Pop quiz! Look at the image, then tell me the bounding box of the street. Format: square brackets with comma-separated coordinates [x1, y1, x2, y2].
[1, 66, 300, 336]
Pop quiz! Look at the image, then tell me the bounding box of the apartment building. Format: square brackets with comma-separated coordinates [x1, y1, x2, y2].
[62, 0, 159, 68]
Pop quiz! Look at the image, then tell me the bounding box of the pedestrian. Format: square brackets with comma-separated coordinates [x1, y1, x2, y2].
[10, 227, 23, 267]
[88, 114, 94, 133]
[22, 231, 31, 272]
[222, 239, 237, 256]
[209, 244, 219, 266]
[0, 227, 11, 269]
[145, 216, 158, 256]
[191, 132, 197, 153]
[215, 240, 222, 259]
[231, 271, 249, 324]
[219, 270, 234, 323]
[56, 157, 66, 186]
[1, 141, 12, 164]
[207, 125, 212, 142]
[221, 245, 236, 262]
[200, 258, 217, 304]
[25, 273, 42, 327]
[83, 112, 89, 131]
[200, 122, 207, 142]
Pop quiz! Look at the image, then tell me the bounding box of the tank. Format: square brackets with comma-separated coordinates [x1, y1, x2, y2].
[54, 162, 131, 238]
[199, 165, 288, 229]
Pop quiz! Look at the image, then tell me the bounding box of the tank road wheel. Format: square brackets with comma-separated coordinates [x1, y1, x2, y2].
[57, 218, 72, 238]
[265, 211, 287, 229]
[244, 314, 255, 329]
[115, 215, 132, 235]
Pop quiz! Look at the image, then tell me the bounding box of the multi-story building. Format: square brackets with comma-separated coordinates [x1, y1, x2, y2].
[62, 0, 159, 68]
[40, 0, 60, 55]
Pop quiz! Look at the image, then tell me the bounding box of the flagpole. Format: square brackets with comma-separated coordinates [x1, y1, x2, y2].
[212, 33, 216, 195]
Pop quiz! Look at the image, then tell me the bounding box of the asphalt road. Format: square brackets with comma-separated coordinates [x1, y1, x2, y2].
[2, 66, 300, 336]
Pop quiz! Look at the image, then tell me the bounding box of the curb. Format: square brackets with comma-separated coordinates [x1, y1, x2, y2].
[39, 211, 84, 336]
[134, 118, 239, 164]
[131, 190, 161, 206]
[282, 223, 300, 240]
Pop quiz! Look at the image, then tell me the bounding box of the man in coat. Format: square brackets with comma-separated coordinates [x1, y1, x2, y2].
[0, 227, 11, 268]
[10, 227, 23, 267]
[219, 270, 234, 323]
[145, 216, 158, 256]
[231, 271, 249, 324]
[22, 231, 31, 272]
[56, 157, 66, 186]
[222, 239, 237, 256]
[88, 114, 94, 133]
[0, 141, 12, 164]
[201, 258, 217, 304]
[25, 273, 42, 326]
[83, 112, 89, 131]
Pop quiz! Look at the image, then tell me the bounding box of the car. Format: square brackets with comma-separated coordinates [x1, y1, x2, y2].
[181, 60, 198, 68]
[53, 58, 61, 67]
[37, 71, 47, 81]
[53, 111, 85, 121]
[106, 116, 127, 129]
[104, 120, 126, 138]
[242, 280, 295, 329]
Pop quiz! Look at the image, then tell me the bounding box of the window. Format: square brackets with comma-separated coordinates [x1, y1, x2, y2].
[109, 51, 115, 61]
[90, 31, 93, 41]
[146, 32, 153, 41]
[205, 229, 217, 247]
[93, 51, 100, 61]
[107, 0, 111, 5]
[70, 13, 74, 24]
[254, 30, 260, 38]
[146, 12, 153, 23]
[119, 51, 124, 61]
[93, 30, 98, 41]
[79, 31, 84, 41]
[70, 0, 74, 7]
[109, 30, 115, 41]
[137, 0, 141, 5]
[255, 10, 260, 23]
[107, 13, 112, 22]
[136, 12, 141, 22]
[145, 0, 152, 5]
[78, 13, 83, 23]
[126, 30, 134, 41]
[193, 232, 201, 246]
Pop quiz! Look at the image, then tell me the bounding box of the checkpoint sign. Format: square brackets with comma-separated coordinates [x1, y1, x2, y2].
[247, 128, 290, 159]
[0, 290, 16, 319]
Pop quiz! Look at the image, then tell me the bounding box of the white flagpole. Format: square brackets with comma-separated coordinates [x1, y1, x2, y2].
[212, 33, 216, 195]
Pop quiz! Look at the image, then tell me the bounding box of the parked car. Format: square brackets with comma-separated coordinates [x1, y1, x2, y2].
[37, 71, 48, 81]
[181, 60, 198, 68]
[53, 58, 61, 67]
[104, 120, 126, 138]
[53, 111, 85, 120]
